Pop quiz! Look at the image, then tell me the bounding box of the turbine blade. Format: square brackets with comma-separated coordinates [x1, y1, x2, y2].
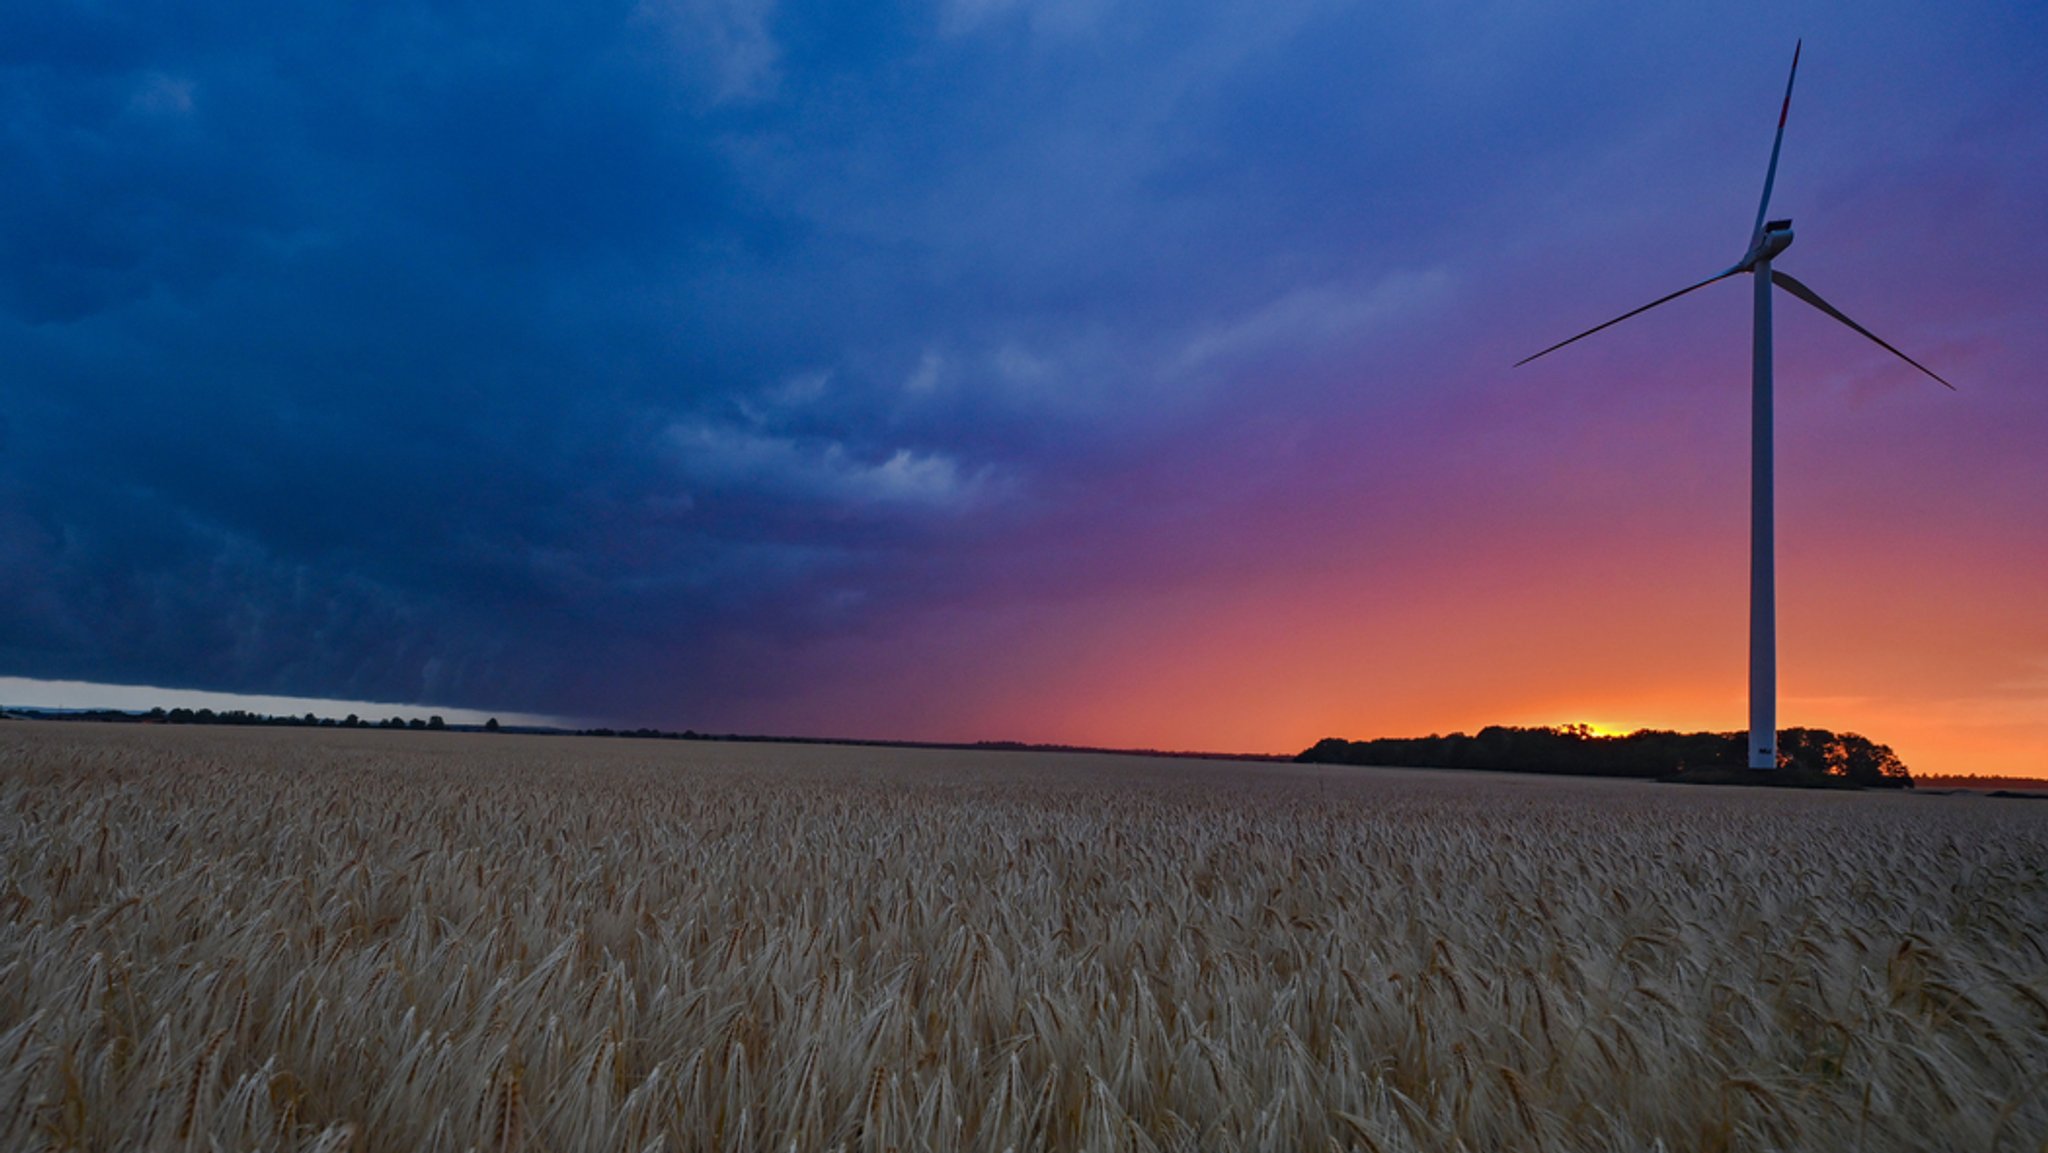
[1514, 268, 1741, 367]
[1749, 40, 1802, 252]
[1771, 270, 1955, 389]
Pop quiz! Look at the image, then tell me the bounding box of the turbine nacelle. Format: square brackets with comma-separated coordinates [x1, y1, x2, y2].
[1742, 219, 1795, 270]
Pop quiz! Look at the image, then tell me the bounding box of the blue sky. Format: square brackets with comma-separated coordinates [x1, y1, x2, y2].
[5, 0, 2045, 769]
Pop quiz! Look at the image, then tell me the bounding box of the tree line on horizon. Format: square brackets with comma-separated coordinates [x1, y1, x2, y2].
[1298, 724, 1912, 786]
[1, 705, 486, 731]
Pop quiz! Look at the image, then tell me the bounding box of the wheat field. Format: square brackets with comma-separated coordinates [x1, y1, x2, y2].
[2, 722, 2045, 1152]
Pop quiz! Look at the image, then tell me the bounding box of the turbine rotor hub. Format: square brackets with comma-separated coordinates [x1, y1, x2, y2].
[1749, 219, 1795, 267]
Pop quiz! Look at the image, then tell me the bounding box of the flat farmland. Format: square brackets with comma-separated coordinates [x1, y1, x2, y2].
[2, 723, 2045, 1152]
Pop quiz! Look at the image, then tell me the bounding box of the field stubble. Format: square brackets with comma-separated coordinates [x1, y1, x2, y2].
[2, 723, 2046, 1151]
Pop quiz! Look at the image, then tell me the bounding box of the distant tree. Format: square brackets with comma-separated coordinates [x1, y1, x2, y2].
[343, 714, 360, 727]
[1835, 732, 1910, 787]
[304, 712, 318, 726]
[427, 715, 445, 731]
[1775, 728, 1906, 785]
[484, 717, 500, 732]
[407, 717, 425, 730]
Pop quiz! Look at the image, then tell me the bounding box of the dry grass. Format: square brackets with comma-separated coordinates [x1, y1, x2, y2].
[3, 721, 2046, 1151]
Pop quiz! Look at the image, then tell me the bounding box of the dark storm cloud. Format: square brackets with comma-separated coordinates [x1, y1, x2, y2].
[0, 0, 1282, 717]
[2, 2, 834, 696]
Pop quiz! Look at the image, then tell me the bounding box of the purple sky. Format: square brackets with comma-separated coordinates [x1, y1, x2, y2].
[4, 1, 2045, 772]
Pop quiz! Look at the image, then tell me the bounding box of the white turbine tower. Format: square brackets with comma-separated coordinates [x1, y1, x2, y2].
[1517, 42, 1953, 771]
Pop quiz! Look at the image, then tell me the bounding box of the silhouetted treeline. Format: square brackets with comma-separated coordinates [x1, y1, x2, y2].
[3, 706, 1285, 763]
[568, 728, 1286, 761]
[5, 706, 464, 731]
[1298, 724, 1911, 787]
[1915, 774, 2048, 792]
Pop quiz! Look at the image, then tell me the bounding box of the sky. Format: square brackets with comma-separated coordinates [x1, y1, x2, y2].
[3, 0, 2044, 775]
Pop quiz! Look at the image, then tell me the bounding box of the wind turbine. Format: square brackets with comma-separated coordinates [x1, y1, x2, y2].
[1517, 42, 1953, 771]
